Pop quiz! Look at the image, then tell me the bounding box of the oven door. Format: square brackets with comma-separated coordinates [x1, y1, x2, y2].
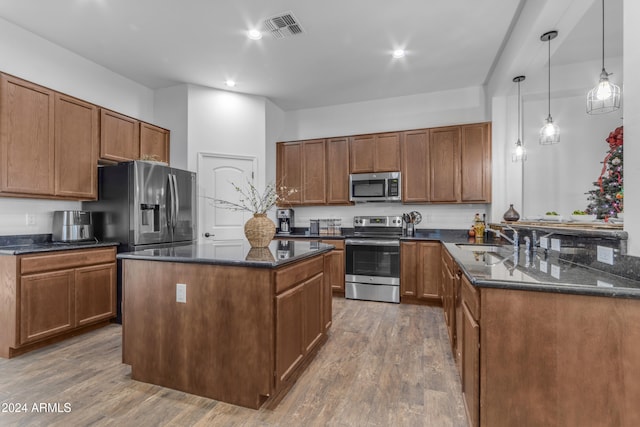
[345, 238, 400, 285]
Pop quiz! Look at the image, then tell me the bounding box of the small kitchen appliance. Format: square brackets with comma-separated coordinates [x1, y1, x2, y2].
[349, 172, 401, 202]
[277, 209, 294, 234]
[52, 210, 94, 242]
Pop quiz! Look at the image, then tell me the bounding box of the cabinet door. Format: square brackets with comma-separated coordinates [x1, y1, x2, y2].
[302, 273, 324, 353]
[350, 135, 375, 173]
[0, 74, 55, 195]
[462, 302, 480, 427]
[326, 137, 350, 204]
[140, 122, 170, 164]
[429, 126, 460, 202]
[275, 282, 305, 388]
[374, 133, 401, 172]
[324, 248, 344, 293]
[401, 129, 429, 202]
[75, 263, 116, 326]
[100, 109, 140, 162]
[54, 94, 98, 199]
[20, 270, 74, 344]
[301, 139, 326, 204]
[417, 242, 441, 300]
[461, 123, 491, 202]
[277, 142, 302, 205]
[400, 242, 418, 297]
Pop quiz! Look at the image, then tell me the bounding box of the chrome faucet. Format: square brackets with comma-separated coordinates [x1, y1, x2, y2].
[487, 225, 519, 250]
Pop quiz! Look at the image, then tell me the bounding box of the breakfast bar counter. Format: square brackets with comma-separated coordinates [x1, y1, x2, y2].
[118, 240, 334, 409]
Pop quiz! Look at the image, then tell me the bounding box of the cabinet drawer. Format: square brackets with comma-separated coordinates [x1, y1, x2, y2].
[461, 275, 480, 320]
[275, 257, 324, 294]
[442, 246, 455, 272]
[20, 247, 116, 275]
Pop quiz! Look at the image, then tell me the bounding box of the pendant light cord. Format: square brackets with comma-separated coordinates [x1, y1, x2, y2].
[601, 0, 605, 71]
[547, 37, 551, 118]
[517, 80, 521, 141]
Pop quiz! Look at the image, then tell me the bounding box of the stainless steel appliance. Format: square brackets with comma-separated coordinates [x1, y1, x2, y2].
[277, 209, 294, 234]
[349, 172, 401, 202]
[82, 161, 197, 322]
[345, 215, 403, 303]
[52, 210, 94, 242]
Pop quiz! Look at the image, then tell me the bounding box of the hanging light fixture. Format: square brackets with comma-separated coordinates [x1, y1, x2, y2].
[539, 30, 560, 145]
[512, 76, 527, 162]
[586, 0, 621, 114]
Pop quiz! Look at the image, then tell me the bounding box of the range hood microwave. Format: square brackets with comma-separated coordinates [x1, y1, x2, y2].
[349, 172, 401, 202]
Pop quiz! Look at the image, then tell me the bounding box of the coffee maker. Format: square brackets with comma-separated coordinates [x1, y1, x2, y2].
[276, 209, 294, 234]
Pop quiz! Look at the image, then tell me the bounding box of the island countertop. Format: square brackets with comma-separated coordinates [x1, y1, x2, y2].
[117, 239, 334, 268]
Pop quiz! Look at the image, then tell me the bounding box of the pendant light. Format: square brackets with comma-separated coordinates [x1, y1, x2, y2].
[539, 30, 560, 145]
[586, 0, 621, 114]
[512, 76, 527, 162]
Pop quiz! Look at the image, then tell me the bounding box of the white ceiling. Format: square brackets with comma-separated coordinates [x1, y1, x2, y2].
[0, 0, 623, 111]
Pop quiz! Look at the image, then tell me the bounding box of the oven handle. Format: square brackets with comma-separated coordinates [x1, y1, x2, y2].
[345, 239, 400, 247]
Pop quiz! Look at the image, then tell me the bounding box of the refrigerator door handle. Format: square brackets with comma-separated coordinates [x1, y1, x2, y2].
[171, 174, 179, 228]
[166, 174, 174, 230]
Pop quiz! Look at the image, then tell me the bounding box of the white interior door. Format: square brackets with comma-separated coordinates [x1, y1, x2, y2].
[198, 153, 257, 244]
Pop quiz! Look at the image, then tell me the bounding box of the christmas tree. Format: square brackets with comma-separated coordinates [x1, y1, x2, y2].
[586, 126, 623, 219]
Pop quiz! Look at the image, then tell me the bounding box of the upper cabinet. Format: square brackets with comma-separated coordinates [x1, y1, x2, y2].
[140, 122, 170, 164]
[460, 123, 491, 202]
[325, 137, 350, 204]
[100, 109, 140, 163]
[0, 74, 55, 196]
[277, 122, 490, 207]
[277, 139, 327, 206]
[54, 94, 99, 199]
[350, 132, 401, 173]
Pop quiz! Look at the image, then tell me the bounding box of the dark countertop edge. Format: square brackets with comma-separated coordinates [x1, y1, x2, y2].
[117, 244, 334, 269]
[0, 242, 120, 255]
[497, 223, 628, 240]
[275, 233, 345, 240]
[441, 242, 640, 300]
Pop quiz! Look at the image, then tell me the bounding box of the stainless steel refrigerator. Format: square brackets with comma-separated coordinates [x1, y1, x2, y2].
[83, 160, 197, 322]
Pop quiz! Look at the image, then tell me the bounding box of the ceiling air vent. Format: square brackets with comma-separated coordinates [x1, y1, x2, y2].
[264, 12, 304, 39]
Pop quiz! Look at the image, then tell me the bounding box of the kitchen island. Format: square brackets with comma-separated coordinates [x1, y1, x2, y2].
[117, 240, 335, 409]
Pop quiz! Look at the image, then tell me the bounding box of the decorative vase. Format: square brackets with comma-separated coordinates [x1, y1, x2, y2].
[244, 213, 276, 248]
[503, 204, 520, 222]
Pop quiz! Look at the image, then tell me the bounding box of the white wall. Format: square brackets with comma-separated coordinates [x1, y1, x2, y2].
[155, 84, 189, 170]
[623, 0, 640, 255]
[0, 18, 155, 236]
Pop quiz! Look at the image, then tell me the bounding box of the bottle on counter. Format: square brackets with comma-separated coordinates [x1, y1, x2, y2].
[473, 213, 485, 242]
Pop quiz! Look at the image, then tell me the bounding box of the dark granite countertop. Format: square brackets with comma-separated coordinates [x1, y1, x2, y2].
[0, 239, 119, 255]
[117, 240, 334, 268]
[443, 242, 640, 299]
[274, 232, 345, 240]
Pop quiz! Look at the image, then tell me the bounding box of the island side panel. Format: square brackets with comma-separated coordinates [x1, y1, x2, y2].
[0, 256, 18, 358]
[481, 288, 640, 427]
[122, 259, 274, 409]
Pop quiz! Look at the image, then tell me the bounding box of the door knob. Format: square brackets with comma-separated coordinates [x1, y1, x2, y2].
[204, 232, 214, 238]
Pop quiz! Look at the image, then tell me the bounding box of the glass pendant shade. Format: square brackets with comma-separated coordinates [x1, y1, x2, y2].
[539, 31, 559, 145]
[540, 115, 560, 145]
[512, 139, 527, 162]
[587, 0, 621, 114]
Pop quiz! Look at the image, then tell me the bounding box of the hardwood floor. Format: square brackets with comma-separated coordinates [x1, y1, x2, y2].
[0, 297, 467, 427]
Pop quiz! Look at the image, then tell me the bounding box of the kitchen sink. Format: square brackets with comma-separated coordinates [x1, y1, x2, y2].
[455, 244, 501, 252]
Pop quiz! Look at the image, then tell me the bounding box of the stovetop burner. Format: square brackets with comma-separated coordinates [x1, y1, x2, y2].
[351, 215, 403, 238]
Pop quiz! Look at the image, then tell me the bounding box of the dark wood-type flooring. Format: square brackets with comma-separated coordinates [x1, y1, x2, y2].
[0, 297, 467, 426]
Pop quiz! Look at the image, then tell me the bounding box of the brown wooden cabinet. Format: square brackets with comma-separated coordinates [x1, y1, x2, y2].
[460, 123, 491, 202]
[350, 132, 401, 173]
[0, 247, 117, 358]
[429, 126, 461, 203]
[140, 122, 170, 164]
[275, 281, 305, 388]
[54, 93, 98, 199]
[277, 139, 326, 205]
[100, 109, 140, 162]
[322, 240, 345, 294]
[461, 277, 480, 427]
[0, 73, 55, 196]
[401, 129, 429, 202]
[325, 137, 350, 204]
[400, 241, 441, 303]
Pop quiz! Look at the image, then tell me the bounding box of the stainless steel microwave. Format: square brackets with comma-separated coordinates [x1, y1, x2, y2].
[349, 172, 401, 202]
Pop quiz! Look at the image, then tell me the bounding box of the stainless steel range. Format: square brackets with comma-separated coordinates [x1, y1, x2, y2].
[345, 215, 403, 303]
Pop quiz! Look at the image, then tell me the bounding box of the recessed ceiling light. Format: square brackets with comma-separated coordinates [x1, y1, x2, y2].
[392, 49, 406, 59]
[248, 29, 262, 40]
[225, 79, 236, 88]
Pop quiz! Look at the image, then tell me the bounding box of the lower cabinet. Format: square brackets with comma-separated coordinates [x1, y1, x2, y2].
[461, 275, 480, 427]
[322, 239, 345, 293]
[400, 241, 441, 303]
[0, 247, 116, 358]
